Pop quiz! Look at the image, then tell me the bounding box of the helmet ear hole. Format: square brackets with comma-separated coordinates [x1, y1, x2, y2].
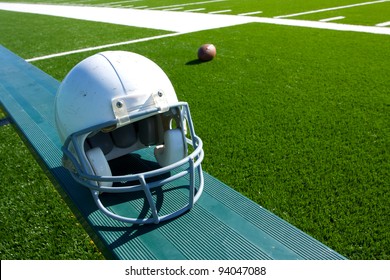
[154, 129, 186, 167]
[86, 147, 113, 187]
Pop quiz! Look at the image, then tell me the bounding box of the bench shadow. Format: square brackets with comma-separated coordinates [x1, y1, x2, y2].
[52, 152, 191, 256]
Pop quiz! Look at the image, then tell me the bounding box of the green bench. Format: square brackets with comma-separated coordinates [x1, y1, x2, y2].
[0, 45, 346, 260]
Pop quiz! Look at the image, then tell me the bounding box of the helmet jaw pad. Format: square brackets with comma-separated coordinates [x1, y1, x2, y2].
[85, 147, 113, 188]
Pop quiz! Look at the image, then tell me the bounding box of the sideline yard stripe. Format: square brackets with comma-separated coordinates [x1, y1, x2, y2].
[105, 0, 142, 5]
[319, 16, 345, 22]
[26, 33, 186, 62]
[184, 8, 206, 12]
[275, 0, 389, 18]
[148, 0, 226, 10]
[376, 21, 390, 26]
[208, 9, 231, 14]
[238, 11, 263, 16]
[163, 7, 184, 11]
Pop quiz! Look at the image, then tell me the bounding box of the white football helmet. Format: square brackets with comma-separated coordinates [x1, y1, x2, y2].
[55, 51, 204, 224]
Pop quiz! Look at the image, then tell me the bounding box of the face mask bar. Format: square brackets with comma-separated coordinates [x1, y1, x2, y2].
[61, 102, 204, 224]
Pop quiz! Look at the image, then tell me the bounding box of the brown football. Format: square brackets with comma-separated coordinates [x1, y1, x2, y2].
[197, 44, 216, 61]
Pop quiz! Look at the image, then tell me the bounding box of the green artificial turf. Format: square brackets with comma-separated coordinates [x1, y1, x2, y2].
[0, 0, 389, 260]
[0, 9, 170, 59]
[0, 122, 104, 259]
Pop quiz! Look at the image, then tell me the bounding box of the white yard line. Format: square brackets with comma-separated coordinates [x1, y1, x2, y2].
[275, 0, 389, 19]
[26, 32, 187, 62]
[376, 21, 390, 26]
[319, 16, 345, 22]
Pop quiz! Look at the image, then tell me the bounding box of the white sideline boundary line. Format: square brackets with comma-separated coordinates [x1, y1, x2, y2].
[275, 0, 389, 18]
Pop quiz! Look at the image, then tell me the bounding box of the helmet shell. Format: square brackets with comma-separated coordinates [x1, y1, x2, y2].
[55, 51, 178, 142]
